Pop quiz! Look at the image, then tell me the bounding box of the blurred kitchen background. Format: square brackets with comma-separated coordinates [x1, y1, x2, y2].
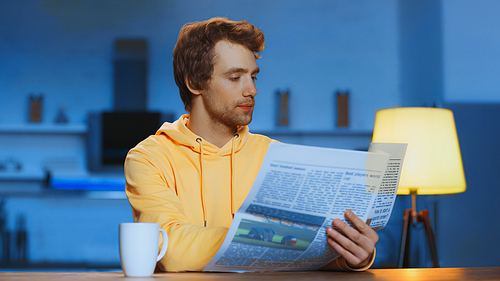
[0, 0, 499, 270]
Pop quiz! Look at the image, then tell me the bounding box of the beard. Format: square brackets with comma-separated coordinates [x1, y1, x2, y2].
[203, 93, 255, 129]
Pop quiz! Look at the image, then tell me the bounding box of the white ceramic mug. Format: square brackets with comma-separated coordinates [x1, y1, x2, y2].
[119, 222, 168, 277]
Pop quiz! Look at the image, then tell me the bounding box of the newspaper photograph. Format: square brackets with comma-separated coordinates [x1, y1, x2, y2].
[204, 142, 407, 272]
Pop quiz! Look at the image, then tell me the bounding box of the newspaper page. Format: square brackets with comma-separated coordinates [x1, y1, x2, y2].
[204, 142, 406, 272]
[366, 143, 408, 230]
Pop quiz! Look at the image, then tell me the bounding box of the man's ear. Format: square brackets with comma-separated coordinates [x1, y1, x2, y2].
[185, 77, 202, 96]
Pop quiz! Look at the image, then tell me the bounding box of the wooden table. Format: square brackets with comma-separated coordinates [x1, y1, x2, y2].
[1, 267, 499, 280]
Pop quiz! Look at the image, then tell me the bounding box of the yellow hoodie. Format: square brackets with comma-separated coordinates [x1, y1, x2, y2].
[125, 114, 272, 272]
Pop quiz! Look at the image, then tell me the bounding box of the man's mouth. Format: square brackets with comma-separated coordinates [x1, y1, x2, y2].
[238, 103, 254, 111]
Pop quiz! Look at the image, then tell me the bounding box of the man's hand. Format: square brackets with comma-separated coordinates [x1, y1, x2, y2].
[326, 209, 378, 269]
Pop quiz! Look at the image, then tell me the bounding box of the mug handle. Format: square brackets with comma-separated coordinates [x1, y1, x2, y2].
[157, 228, 168, 262]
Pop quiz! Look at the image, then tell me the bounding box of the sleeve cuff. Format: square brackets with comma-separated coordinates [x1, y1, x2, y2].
[337, 247, 376, 272]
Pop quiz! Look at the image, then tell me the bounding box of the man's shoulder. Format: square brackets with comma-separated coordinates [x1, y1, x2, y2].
[241, 132, 276, 155]
[247, 132, 278, 144]
[128, 133, 173, 156]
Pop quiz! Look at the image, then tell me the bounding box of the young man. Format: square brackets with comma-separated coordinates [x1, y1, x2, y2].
[125, 17, 378, 272]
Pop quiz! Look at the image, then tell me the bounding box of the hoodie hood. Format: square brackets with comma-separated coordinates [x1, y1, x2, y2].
[156, 114, 250, 156]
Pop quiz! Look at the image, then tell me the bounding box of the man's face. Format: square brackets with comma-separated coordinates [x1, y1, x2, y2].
[201, 40, 260, 129]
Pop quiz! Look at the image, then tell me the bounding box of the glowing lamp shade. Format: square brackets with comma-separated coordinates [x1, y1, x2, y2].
[372, 107, 466, 195]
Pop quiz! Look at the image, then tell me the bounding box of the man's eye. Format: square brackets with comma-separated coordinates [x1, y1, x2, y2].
[252, 76, 258, 81]
[230, 76, 240, 81]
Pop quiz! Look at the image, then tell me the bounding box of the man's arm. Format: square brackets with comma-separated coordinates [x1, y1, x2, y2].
[322, 209, 378, 271]
[125, 147, 227, 272]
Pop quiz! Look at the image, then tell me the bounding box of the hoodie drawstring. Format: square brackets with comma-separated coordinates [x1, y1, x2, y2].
[196, 138, 207, 227]
[231, 134, 239, 218]
[197, 134, 239, 227]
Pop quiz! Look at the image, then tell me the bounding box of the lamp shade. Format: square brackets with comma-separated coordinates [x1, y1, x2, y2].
[372, 107, 466, 195]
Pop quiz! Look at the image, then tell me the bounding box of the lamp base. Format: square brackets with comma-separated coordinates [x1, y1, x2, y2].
[399, 208, 439, 268]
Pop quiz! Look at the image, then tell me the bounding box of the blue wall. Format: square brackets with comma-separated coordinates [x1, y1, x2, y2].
[442, 0, 500, 101]
[0, 0, 499, 269]
[0, 0, 401, 131]
[399, 0, 443, 106]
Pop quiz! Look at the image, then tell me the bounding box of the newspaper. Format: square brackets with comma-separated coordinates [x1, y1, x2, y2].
[203, 142, 407, 272]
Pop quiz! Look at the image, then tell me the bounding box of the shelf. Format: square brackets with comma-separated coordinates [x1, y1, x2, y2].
[253, 129, 372, 137]
[0, 123, 87, 134]
[0, 124, 370, 136]
[0, 172, 45, 181]
[49, 176, 126, 191]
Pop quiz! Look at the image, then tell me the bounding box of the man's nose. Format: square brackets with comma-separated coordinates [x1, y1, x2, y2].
[243, 77, 257, 97]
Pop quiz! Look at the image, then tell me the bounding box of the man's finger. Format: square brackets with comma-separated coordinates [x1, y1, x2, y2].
[327, 227, 369, 265]
[344, 209, 379, 242]
[344, 209, 368, 232]
[327, 237, 363, 266]
[330, 217, 377, 256]
[327, 224, 368, 260]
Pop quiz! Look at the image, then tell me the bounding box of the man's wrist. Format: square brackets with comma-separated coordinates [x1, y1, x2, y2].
[344, 248, 376, 272]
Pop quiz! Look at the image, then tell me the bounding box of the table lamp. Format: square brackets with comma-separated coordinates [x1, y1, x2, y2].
[372, 107, 466, 268]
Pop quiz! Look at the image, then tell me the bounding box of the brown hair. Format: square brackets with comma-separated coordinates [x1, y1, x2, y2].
[173, 17, 265, 112]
